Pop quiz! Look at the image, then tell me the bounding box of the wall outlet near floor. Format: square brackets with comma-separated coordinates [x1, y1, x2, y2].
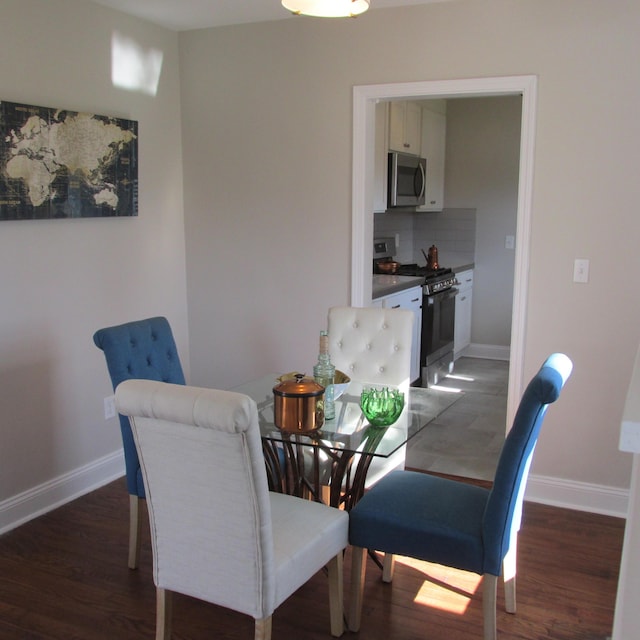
[104, 395, 116, 420]
[573, 258, 590, 283]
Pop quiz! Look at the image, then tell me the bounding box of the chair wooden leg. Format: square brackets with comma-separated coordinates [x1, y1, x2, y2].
[482, 574, 498, 640]
[349, 546, 367, 632]
[156, 587, 172, 640]
[327, 553, 345, 637]
[128, 494, 142, 570]
[503, 536, 517, 614]
[255, 617, 272, 640]
[382, 553, 395, 583]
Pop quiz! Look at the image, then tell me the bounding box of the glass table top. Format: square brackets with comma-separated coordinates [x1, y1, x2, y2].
[232, 374, 463, 459]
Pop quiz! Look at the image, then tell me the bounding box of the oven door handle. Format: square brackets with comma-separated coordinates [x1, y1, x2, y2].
[425, 287, 459, 304]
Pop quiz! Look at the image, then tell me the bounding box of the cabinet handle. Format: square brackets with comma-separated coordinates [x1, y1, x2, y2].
[460, 296, 466, 301]
[411, 297, 420, 303]
[391, 304, 401, 309]
[403, 143, 410, 148]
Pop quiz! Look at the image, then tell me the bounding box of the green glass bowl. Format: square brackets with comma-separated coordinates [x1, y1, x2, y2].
[360, 387, 405, 427]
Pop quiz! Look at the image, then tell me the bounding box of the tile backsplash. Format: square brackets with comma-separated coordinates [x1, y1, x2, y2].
[374, 208, 476, 269]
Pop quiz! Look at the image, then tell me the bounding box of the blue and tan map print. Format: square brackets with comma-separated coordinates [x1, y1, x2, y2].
[0, 101, 138, 220]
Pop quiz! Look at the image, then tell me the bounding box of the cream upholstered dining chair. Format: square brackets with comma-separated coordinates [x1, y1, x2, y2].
[115, 379, 348, 640]
[327, 305, 414, 488]
[327, 306, 413, 579]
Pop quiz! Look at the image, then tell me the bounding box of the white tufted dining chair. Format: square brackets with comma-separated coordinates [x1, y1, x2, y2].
[115, 379, 348, 640]
[327, 306, 414, 580]
[327, 306, 414, 490]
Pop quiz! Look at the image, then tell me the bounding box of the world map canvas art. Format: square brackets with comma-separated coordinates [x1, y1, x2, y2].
[0, 101, 138, 220]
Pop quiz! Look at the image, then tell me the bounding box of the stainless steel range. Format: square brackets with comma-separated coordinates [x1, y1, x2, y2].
[374, 238, 458, 387]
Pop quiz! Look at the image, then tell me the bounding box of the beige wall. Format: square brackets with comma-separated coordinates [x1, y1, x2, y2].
[181, 0, 640, 495]
[0, 0, 187, 518]
[1, 0, 639, 529]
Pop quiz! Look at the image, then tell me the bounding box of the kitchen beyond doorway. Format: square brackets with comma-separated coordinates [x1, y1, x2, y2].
[406, 356, 508, 481]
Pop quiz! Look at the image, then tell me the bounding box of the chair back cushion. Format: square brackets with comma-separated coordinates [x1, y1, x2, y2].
[115, 380, 276, 619]
[327, 306, 414, 387]
[93, 317, 185, 497]
[483, 353, 572, 574]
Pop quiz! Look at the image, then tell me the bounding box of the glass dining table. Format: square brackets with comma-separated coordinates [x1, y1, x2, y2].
[232, 374, 462, 511]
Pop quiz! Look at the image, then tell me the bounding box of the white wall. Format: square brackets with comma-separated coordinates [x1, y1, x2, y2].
[180, 0, 640, 500]
[0, 0, 188, 527]
[445, 96, 522, 348]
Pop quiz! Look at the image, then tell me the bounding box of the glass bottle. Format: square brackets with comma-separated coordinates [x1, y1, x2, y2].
[313, 330, 335, 420]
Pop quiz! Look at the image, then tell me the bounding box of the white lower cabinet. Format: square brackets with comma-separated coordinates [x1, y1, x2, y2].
[376, 286, 422, 383]
[454, 269, 474, 358]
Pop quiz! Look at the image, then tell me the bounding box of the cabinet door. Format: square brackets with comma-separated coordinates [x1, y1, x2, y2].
[388, 101, 422, 155]
[380, 287, 423, 383]
[454, 270, 473, 357]
[417, 105, 446, 212]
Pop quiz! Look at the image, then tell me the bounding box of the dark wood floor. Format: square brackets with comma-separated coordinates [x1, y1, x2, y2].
[0, 479, 624, 640]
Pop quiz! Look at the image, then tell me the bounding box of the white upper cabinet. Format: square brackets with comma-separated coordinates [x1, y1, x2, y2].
[388, 101, 422, 155]
[417, 101, 447, 212]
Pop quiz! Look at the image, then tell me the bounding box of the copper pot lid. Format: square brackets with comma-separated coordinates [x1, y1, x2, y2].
[273, 373, 324, 397]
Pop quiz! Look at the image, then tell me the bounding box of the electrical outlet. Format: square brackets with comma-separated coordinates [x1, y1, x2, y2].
[505, 235, 515, 250]
[104, 395, 117, 420]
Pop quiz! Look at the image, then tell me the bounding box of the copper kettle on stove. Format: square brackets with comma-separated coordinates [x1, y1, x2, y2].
[423, 245, 439, 270]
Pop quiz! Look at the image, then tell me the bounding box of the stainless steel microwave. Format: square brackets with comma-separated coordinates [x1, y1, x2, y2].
[388, 151, 426, 208]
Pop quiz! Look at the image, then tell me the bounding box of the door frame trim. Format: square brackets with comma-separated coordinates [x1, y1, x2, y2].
[351, 75, 537, 426]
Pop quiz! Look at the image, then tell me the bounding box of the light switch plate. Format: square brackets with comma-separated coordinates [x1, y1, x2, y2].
[573, 258, 590, 283]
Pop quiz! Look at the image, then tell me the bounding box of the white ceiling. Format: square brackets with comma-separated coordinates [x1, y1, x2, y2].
[88, 0, 449, 31]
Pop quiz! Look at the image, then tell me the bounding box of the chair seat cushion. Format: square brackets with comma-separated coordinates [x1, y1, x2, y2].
[349, 470, 491, 575]
[270, 492, 348, 608]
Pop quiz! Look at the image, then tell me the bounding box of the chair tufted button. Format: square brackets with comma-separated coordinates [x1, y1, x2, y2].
[382, 323, 389, 330]
[352, 322, 359, 329]
[147, 357, 152, 366]
[366, 343, 372, 350]
[337, 340, 343, 348]
[394, 345, 400, 352]
[379, 366, 385, 373]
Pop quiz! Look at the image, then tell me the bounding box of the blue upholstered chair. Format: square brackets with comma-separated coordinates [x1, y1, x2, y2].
[93, 317, 185, 569]
[348, 353, 573, 640]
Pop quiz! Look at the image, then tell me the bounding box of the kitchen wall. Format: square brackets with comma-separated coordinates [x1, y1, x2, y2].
[0, 0, 188, 529]
[181, 0, 640, 509]
[443, 95, 522, 351]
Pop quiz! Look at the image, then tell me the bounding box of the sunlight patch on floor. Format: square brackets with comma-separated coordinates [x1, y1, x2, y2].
[392, 555, 483, 615]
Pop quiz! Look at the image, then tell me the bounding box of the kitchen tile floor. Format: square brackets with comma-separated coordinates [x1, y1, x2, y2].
[406, 356, 509, 481]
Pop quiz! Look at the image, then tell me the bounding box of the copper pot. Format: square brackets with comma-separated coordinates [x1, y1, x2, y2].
[273, 374, 325, 433]
[377, 261, 401, 274]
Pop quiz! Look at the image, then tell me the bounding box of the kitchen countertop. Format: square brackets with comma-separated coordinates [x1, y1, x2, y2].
[373, 263, 475, 299]
[372, 275, 424, 299]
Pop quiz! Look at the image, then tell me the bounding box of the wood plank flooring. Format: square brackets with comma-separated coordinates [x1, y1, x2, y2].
[0, 479, 624, 639]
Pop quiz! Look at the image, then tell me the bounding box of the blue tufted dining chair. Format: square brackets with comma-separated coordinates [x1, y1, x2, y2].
[93, 316, 185, 569]
[348, 353, 573, 640]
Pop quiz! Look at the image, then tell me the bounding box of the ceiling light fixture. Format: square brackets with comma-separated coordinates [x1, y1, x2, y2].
[282, 0, 370, 18]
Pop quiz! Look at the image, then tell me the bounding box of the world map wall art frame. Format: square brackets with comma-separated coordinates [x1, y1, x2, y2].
[0, 100, 138, 220]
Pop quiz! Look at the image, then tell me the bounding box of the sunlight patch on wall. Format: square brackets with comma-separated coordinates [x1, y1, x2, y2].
[111, 32, 163, 96]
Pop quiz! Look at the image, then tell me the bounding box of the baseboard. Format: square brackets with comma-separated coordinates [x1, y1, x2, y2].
[0, 451, 124, 535]
[0, 455, 628, 535]
[526, 473, 628, 518]
[463, 343, 511, 361]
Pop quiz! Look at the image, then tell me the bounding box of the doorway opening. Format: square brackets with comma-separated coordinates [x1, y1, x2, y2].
[351, 75, 537, 429]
